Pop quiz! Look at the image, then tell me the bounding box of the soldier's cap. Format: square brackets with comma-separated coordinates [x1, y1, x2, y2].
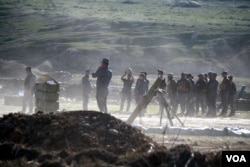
[208, 71, 213, 75]
[127, 68, 132, 72]
[139, 73, 145, 78]
[85, 69, 90, 72]
[25, 66, 32, 71]
[141, 72, 147, 76]
[101, 58, 109, 65]
[157, 69, 163, 74]
[228, 75, 233, 79]
[198, 73, 203, 77]
[221, 71, 227, 75]
[188, 74, 194, 79]
[168, 73, 173, 77]
[181, 72, 186, 76]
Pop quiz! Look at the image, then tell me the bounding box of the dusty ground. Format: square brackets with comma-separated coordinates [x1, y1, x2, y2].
[1, 97, 250, 154]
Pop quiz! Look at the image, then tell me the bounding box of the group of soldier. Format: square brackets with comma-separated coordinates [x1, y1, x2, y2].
[21, 58, 237, 118]
[117, 69, 237, 118]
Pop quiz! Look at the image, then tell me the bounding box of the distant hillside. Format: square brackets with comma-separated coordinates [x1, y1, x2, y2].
[0, 0, 249, 76]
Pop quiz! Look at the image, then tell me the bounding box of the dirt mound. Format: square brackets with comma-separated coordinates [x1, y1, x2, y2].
[0, 111, 219, 166]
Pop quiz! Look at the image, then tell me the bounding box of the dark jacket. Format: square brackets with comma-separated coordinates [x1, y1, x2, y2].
[24, 73, 36, 91]
[121, 77, 134, 92]
[134, 79, 147, 97]
[82, 75, 91, 94]
[159, 78, 166, 90]
[207, 79, 219, 95]
[195, 79, 206, 94]
[92, 67, 112, 91]
[229, 81, 236, 95]
[219, 78, 230, 94]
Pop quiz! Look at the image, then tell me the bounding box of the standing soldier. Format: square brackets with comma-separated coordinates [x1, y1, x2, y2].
[134, 73, 147, 116]
[167, 73, 178, 118]
[82, 69, 91, 110]
[22, 67, 36, 114]
[141, 72, 149, 93]
[206, 72, 219, 117]
[176, 73, 190, 116]
[219, 71, 230, 117]
[92, 58, 112, 113]
[228, 75, 237, 116]
[194, 74, 207, 116]
[186, 74, 195, 116]
[120, 68, 134, 112]
[156, 70, 166, 116]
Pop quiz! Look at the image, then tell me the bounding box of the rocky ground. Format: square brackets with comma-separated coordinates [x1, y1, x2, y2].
[0, 110, 224, 167]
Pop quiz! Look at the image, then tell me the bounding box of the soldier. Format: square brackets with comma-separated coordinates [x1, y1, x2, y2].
[120, 68, 134, 112]
[22, 67, 36, 114]
[203, 73, 208, 82]
[218, 71, 230, 117]
[186, 74, 195, 116]
[176, 73, 190, 116]
[92, 58, 112, 113]
[206, 72, 218, 117]
[194, 74, 207, 116]
[156, 70, 166, 116]
[134, 73, 147, 116]
[82, 69, 91, 110]
[228, 75, 237, 116]
[167, 73, 178, 118]
[141, 72, 149, 113]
